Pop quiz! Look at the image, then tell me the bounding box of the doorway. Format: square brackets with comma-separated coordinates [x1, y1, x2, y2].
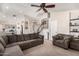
[48, 20, 57, 40]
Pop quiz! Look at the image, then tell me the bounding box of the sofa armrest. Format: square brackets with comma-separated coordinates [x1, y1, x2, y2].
[38, 35, 44, 39]
[62, 37, 72, 49]
[63, 38, 70, 44]
[53, 36, 60, 41]
[38, 35, 44, 44]
[63, 36, 73, 42]
[3, 45, 24, 56]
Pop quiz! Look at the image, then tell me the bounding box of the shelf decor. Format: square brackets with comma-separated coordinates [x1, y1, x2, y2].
[69, 12, 79, 33]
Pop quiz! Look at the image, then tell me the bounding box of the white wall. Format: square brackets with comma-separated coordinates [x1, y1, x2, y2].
[51, 11, 70, 35]
[0, 24, 3, 32]
[47, 11, 70, 40]
[50, 10, 79, 39]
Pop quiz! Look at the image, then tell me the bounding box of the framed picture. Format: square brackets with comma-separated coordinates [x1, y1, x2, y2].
[41, 18, 48, 29]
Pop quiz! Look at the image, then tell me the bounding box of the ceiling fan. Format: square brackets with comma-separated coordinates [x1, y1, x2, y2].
[31, 3, 55, 13]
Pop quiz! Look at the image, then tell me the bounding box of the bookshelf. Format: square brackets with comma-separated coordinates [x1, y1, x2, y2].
[69, 12, 79, 33]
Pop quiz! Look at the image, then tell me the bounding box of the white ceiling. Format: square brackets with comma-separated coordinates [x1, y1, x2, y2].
[0, 3, 79, 23]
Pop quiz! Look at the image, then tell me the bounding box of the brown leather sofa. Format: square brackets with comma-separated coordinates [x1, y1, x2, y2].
[0, 33, 44, 56]
[69, 37, 79, 51]
[53, 34, 73, 49]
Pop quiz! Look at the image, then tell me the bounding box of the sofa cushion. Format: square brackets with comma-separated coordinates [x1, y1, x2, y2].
[30, 33, 39, 39]
[0, 43, 5, 56]
[71, 39, 79, 43]
[56, 34, 64, 40]
[0, 37, 6, 47]
[16, 35, 24, 42]
[23, 34, 30, 40]
[55, 40, 64, 44]
[3, 45, 24, 56]
[7, 35, 17, 44]
[6, 40, 34, 48]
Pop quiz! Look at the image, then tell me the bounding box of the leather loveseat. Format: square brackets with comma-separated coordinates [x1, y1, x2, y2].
[69, 37, 79, 51]
[53, 34, 73, 49]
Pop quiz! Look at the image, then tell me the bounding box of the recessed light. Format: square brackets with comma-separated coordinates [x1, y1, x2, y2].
[14, 17, 17, 19]
[19, 11, 23, 13]
[2, 15, 6, 18]
[5, 6, 9, 9]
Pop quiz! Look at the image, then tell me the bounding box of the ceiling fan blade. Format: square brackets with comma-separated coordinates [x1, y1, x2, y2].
[31, 4, 40, 7]
[43, 8, 48, 13]
[36, 8, 42, 12]
[45, 5, 55, 8]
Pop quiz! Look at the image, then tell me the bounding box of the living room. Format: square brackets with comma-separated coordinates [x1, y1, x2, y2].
[0, 3, 79, 56]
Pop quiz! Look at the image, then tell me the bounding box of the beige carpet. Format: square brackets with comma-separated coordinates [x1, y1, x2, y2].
[23, 40, 79, 56]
